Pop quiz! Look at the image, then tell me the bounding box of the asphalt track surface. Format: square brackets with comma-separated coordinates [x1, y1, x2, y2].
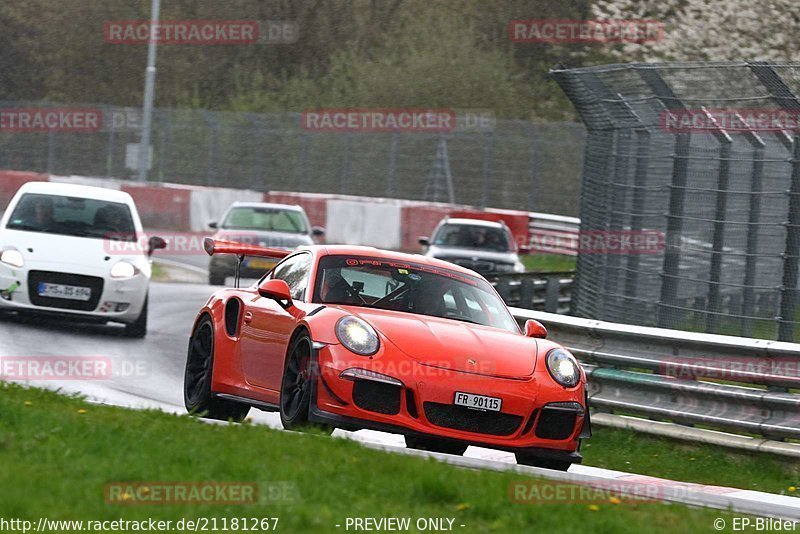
[1, 282, 799, 519]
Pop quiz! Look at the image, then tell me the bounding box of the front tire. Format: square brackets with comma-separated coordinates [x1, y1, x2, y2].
[404, 435, 468, 456]
[123, 297, 148, 338]
[184, 315, 250, 422]
[514, 453, 572, 471]
[279, 332, 331, 433]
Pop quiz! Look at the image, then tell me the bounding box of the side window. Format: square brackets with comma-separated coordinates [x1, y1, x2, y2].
[270, 253, 312, 301]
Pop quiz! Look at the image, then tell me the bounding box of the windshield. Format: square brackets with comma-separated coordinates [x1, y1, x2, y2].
[432, 223, 511, 252]
[6, 193, 136, 241]
[313, 255, 519, 333]
[222, 206, 308, 234]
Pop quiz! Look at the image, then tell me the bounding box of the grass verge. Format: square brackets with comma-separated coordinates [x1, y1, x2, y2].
[0, 383, 742, 533]
[582, 425, 800, 496]
[520, 254, 576, 273]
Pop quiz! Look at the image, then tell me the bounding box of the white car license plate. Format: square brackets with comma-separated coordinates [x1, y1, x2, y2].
[37, 282, 92, 301]
[454, 391, 502, 412]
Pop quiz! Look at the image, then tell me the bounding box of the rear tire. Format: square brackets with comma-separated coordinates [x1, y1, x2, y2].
[404, 435, 468, 456]
[209, 273, 226, 286]
[123, 297, 148, 338]
[514, 453, 572, 471]
[184, 315, 250, 422]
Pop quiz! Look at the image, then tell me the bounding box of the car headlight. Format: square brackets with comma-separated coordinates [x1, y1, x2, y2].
[110, 261, 137, 278]
[513, 261, 525, 273]
[545, 348, 581, 388]
[0, 249, 24, 268]
[335, 316, 380, 356]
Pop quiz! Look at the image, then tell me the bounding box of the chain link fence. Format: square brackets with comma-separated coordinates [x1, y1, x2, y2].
[553, 61, 800, 341]
[0, 101, 585, 217]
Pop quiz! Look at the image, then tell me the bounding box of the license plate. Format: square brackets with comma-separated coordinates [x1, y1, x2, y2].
[244, 258, 277, 270]
[454, 391, 502, 412]
[37, 282, 92, 301]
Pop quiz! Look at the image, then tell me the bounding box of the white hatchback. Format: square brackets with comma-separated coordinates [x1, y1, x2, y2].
[0, 181, 165, 337]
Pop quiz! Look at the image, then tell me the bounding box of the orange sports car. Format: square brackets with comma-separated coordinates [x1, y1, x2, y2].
[184, 239, 590, 470]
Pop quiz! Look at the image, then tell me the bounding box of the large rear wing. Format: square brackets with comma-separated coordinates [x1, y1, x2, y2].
[203, 238, 290, 287]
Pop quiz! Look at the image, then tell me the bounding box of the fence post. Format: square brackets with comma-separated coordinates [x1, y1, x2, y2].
[205, 111, 218, 186]
[341, 132, 353, 194]
[106, 106, 116, 177]
[386, 132, 398, 197]
[636, 66, 691, 329]
[47, 130, 56, 174]
[733, 112, 766, 337]
[526, 123, 540, 212]
[545, 276, 560, 313]
[749, 62, 800, 342]
[624, 128, 651, 322]
[779, 136, 800, 342]
[479, 132, 494, 209]
[701, 108, 734, 334]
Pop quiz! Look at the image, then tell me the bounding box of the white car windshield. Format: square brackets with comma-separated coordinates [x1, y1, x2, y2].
[6, 193, 136, 241]
[222, 207, 307, 234]
[433, 224, 511, 252]
[313, 255, 519, 333]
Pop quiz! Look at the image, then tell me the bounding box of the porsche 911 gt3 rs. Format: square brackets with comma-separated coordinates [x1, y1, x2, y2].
[184, 238, 590, 470]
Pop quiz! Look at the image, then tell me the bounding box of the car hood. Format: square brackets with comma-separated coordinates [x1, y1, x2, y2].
[0, 228, 144, 267]
[343, 306, 536, 379]
[427, 245, 518, 263]
[215, 230, 312, 249]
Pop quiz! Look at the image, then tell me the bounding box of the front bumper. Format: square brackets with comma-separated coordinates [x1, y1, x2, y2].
[311, 343, 588, 458]
[0, 262, 148, 323]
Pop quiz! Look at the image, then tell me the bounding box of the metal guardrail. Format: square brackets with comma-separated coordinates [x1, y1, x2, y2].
[510, 308, 800, 443]
[527, 212, 580, 256]
[490, 272, 574, 314]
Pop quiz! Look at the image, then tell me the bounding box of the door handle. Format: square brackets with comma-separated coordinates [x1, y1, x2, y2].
[243, 311, 253, 324]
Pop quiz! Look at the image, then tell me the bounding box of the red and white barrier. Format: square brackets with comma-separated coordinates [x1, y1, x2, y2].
[0, 170, 580, 254]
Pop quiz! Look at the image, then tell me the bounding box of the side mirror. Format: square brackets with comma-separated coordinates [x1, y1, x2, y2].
[208, 221, 218, 229]
[258, 278, 293, 307]
[311, 226, 325, 237]
[418, 236, 430, 247]
[524, 319, 547, 338]
[147, 236, 167, 257]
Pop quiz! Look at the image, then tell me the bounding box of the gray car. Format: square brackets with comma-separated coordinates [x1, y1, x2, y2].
[207, 202, 323, 285]
[419, 217, 525, 276]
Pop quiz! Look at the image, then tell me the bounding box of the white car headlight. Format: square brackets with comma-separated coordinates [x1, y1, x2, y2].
[335, 316, 379, 356]
[0, 249, 24, 268]
[513, 261, 526, 273]
[545, 348, 580, 388]
[110, 261, 137, 278]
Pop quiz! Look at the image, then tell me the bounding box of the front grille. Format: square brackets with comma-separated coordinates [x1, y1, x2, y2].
[352, 380, 401, 415]
[423, 402, 523, 436]
[535, 403, 581, 440]
[28, 271, 104, 312]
